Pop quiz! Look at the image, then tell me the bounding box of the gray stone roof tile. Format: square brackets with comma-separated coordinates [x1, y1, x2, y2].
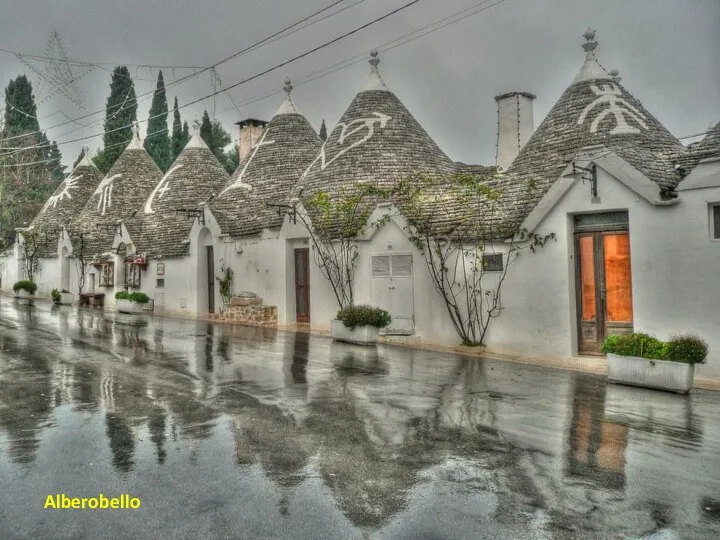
[70, 142, 163, 258]
[30, 149, 104, 257]
[128, 134, 229, 258]
[211, 108, 322, 238]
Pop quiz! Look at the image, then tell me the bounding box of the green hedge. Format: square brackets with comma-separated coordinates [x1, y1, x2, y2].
[13, 280, 37, 294]
[115, 291, 150, 304]
[51, 288, 61, 302]
[601, 332, 708, 365]
[336, 305, 391, 330]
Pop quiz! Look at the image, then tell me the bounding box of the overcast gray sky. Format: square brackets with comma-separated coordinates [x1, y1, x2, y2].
[1, 0, 718, 168]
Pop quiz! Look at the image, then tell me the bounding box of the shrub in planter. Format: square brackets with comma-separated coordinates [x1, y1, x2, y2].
[115, 291, 130, 300]
[666, 334, 708, 365]
[601, 333, 669, 360]
[336, 305, 391, 330]
[13, 280, 38, 295]
[602, 331, 708, 393]
[129, 292, 150, 304]
[51, 288, 61, 303]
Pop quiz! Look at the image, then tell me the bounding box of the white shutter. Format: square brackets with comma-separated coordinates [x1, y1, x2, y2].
[391, 254, 412, 277]
[372, 255, 390, 277]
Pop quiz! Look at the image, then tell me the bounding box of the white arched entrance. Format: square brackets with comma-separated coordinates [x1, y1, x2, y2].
[60, 246, 70, 291]
[196, 228, 216, 315]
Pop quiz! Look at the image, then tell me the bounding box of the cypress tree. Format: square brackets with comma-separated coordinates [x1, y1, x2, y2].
[100, 66, 137, 173]
[144, 71, 171, 171]
[0, 75, 63, 248]
[181, 121, 190, 148]
[199, 110, 212, 148]
[319, 119, 327, 141]
[4, 75, 40, 136]
[171, 96, 184, 160]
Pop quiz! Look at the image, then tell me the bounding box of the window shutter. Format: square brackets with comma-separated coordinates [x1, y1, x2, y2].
[372, 255, 390, 277]
[391, 254, 412, 277]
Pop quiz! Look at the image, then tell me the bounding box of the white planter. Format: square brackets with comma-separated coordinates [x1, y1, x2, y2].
[59, 292, 73, 305]
[607, 353, 695, 394]
[116, 299, 144, 314]
[14, 289, 34, 304]
[330, 319, 379, 345]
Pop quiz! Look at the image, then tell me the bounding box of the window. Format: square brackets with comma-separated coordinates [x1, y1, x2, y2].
[482, 253, 504, 272]
[156, 278, 165, 288]
[99, 263, 114, 287]
[125, 263, 141, 288]
[712, 204, 720, 240]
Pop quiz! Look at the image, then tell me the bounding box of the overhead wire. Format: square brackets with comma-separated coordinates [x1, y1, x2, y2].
[0, 0, 366, 146]
[1, 0, 420, 158]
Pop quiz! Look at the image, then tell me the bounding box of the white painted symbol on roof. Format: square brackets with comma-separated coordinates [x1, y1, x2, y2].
[41, 174, 83, 213]
[305, 112, 391, 175]
[93, 174, 121, 216]
[577, 83, 648, 135]
[144, 164, 183, 214]
[219, 129, 275, 196]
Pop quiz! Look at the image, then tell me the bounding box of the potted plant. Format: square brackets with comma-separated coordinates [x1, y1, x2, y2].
[331, 305, 391, 345]
[52, 288, 74, 305]
[13, 280, 37, 301]
[115, 291, 150, 314]
[602, 332, 708, 393]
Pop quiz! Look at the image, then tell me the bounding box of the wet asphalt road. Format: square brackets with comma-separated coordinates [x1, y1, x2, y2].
[1, 300, 720, 539]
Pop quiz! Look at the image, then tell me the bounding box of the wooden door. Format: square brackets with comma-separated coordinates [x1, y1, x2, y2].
[294, 248, 310, 323]
[576, 231, 633, 353]
[206, 246, 215, 313]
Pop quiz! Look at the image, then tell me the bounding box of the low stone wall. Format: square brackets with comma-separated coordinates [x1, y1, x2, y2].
[211, 303, 278, 327]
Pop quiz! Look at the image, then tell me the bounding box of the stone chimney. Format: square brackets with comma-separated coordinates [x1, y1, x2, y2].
[236, 118, 268, 163]
[494, 92, 536, 171]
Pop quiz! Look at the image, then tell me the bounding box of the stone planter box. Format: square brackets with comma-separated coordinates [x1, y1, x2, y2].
[116, 299, 144, 314]
[58, 292, 73, 305]
[14, 289, 34, 304]
[330, 319, 380, 346]
[607, 353, 695, 394]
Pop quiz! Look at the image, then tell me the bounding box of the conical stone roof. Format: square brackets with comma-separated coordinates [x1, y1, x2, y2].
[493, 29, 686, 234]
[676, 121, 720, 173]
[30, 147, 104, 257]
[292, 51, 457, 200]
[130, 133, 229, 258]
[71, 123, 163, 257]
[211, 78, 322, 238]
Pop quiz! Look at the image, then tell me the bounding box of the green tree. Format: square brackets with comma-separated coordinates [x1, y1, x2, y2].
[319, 119, 327, 141]
[199, 110, 212, 148]
[144, 71, 171, 171]
[199, 110, 234, 172]
[223, 146, 239, 174]
[171, 96, 184, 160]
[181, 121, 189, 148]
[4, 75, 40, 136]
[100, 66, 137, 173]
[0, 75, 63, 249]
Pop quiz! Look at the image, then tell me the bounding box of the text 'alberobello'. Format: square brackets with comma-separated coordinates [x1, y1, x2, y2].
[44, 494, 141, 510]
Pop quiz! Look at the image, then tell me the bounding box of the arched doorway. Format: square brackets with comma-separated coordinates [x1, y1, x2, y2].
[196, 228, 215, 315]
[60, 246, 70, 291]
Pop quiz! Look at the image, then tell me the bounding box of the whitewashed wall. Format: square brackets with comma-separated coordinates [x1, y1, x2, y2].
[487, 157, 720, 376]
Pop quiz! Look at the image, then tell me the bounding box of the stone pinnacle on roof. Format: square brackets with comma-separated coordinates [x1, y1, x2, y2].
[75, 144, 94, 168]
[185, 130, 209, 149]
[573, 27, 609, 83]
[274, 77, 300, 116]
[361, 49, 388, 92]
[126, 120, 143, 150]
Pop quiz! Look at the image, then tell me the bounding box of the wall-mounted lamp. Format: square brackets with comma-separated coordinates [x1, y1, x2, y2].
[572, 162, 600, 203]
[266, 202, 297, 224]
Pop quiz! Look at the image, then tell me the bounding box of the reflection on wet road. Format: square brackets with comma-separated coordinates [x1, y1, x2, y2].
[2, 300, 720, 539]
